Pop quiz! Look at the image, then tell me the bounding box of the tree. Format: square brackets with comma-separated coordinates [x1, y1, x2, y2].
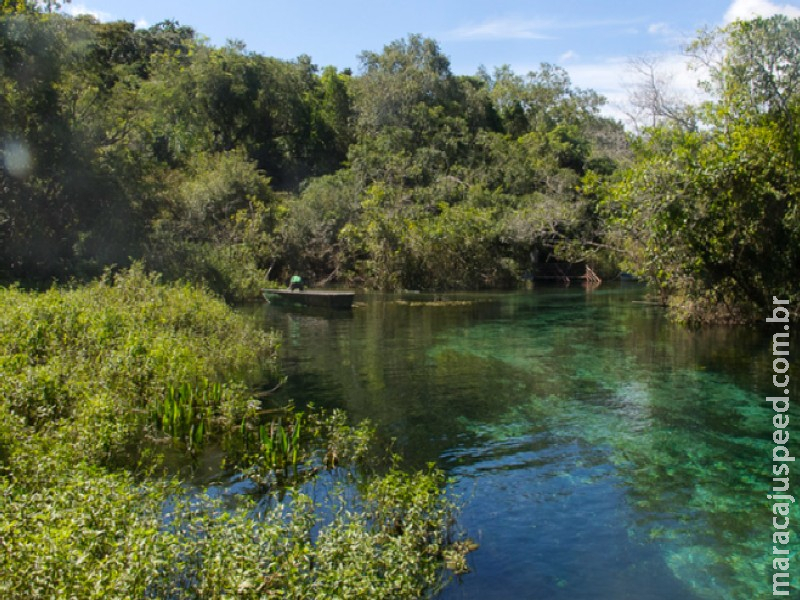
[690, 16, 800, 130]
[0, 11, 623, 295]
[1, 0, 70, 14]
[145, 148, 277, 299]
[484, 63, 606, 137]
[354, 34, 457, 135]
[602, 16, 800, 322]
[0, 11, 101, 279]
[624, 56, 697, 132]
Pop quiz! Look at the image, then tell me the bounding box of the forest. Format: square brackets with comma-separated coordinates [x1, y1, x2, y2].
[1, 2, 798, 321]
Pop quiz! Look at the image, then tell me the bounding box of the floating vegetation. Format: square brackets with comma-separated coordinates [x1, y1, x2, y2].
[394, 299, 482, 307]
[443, 539, 480, 573]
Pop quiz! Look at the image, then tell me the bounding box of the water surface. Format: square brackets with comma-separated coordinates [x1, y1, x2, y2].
[252, 285, 798, 599]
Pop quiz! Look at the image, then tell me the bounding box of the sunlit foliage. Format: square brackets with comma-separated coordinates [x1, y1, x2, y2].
[0, 267, 467, 598]
[1, 10, 624, 294]
[602, 16, 800, 322]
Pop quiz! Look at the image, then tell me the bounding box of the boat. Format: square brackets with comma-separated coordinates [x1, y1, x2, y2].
[262, 288, 355, 309]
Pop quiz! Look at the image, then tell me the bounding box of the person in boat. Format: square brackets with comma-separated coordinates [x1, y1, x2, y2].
[288, 274, 305, 291]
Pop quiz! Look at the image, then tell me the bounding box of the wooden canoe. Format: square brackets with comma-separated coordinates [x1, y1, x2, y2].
[262, 288, 355, 309]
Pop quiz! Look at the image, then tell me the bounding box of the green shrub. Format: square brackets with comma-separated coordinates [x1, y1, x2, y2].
[0, 267, 468, 599]
[0, 465, 463, 599]
[0, 264, 279, 467]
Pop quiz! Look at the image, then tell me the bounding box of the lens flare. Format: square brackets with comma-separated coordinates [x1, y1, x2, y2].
[3, 140, 33, 178]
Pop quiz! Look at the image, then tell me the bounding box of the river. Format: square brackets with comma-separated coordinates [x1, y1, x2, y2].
[248, 284, 798, 600]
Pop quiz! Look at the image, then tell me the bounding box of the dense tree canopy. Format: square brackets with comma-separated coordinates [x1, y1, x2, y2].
[0, 10, 353, 290]
[1, 9, 625, 296]
[601, 15, 800, 322]
[1, 6, 796, 321]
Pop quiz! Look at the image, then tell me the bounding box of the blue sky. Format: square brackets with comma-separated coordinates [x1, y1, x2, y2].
[63, 0, 800, 123]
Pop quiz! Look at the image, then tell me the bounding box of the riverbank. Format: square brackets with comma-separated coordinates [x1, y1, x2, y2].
[0, 266, 467, 599]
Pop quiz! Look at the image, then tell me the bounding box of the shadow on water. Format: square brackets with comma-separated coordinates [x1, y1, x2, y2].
[242, 285, 799, 599]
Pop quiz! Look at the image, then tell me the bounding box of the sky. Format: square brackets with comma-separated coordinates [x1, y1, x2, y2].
[62, 0, 800, 124]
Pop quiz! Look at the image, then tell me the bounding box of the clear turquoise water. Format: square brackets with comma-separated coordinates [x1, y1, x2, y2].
[253, 285, 799, 599]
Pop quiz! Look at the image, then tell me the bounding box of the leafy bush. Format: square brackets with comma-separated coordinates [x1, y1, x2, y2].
[0, 267, 468, 598]
[0, 465, 463, 599]
[0, 264, 279, 466]
[144, 149, 278, 301]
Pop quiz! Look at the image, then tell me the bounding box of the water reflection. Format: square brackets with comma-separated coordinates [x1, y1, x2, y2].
[248, 286, 799, 599]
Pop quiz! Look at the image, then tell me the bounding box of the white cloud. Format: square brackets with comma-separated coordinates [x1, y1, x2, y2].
[62, 3, 113, 22]
[61, 3, 149, 29]
[559, 50, 578, 62]
[507, 52, 711, 127]
[724, 0, 800, 23]
[646, 21, 691, 48]
[448, 18, 555, 41]
[594, 0, 800, 125]
[562, 59, 631, 119]
[446, 16, 644, 42]
[648, 22, 664, 34]
[648, 22, 673, 36]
